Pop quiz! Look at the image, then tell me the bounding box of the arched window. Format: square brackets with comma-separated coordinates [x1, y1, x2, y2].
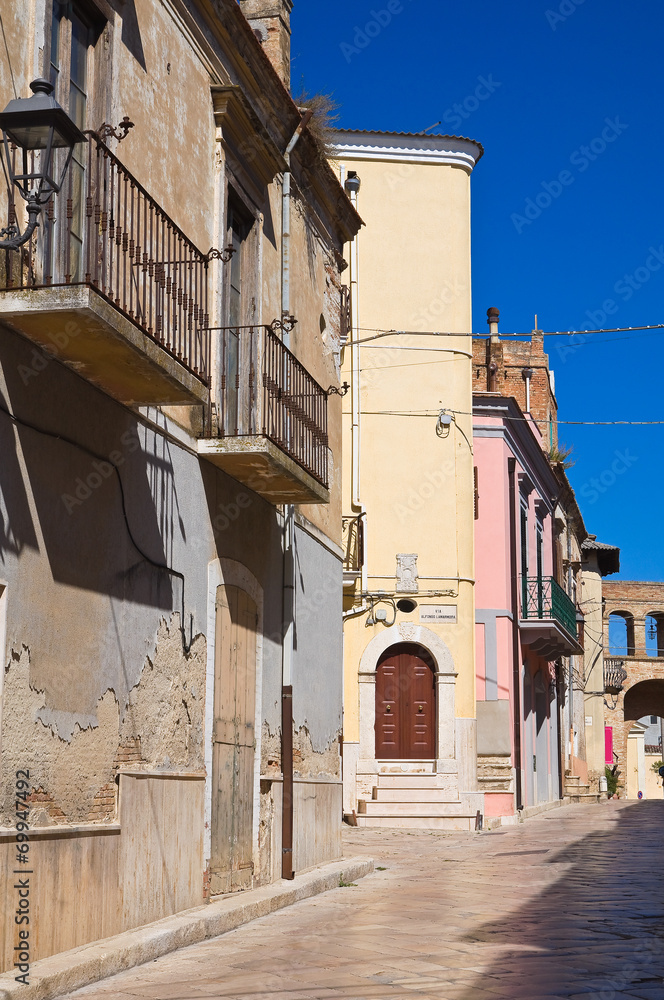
[645, 612, 664, 658]
[608, 611, 635, 657]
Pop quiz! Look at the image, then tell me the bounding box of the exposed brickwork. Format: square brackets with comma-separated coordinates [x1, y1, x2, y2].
[87, 782, 117, 822]
[113, 736, 143, 769]
[602, 580, 664, 795]
[26, 788, 67, 823]
[472, 330, 558, 449]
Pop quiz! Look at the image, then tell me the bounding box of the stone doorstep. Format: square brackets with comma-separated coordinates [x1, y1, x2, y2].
[0, 856, 374, 1000]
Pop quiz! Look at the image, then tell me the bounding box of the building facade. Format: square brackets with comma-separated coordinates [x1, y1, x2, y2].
[473, 393, 581, 818]
[0, 0, 360, 971]
[333, 130, 485, 830]
[601, 580, 664, 798]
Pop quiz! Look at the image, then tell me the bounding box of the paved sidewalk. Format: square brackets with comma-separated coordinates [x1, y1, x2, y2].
[66, 800, 664, 1000]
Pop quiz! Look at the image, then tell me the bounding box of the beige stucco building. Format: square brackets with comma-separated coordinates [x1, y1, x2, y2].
[331, 131, 485, 829]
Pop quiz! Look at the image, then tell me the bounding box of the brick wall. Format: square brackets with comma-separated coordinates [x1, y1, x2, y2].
[472, 331, 557, 448]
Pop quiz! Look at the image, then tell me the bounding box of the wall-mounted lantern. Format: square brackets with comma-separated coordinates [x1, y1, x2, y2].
[0, 78, 85, 250]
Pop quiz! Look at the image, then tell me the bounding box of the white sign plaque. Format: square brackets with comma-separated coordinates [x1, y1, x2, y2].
[419, 604, 457, 624]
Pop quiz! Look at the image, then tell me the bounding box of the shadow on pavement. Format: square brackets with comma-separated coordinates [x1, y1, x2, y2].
[459, 801, 664, 999]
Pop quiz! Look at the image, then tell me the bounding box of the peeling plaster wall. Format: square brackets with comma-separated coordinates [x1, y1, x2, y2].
[0, 326, 283, 826]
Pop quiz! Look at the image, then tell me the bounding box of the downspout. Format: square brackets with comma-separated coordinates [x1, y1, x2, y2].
[280, 111, 312, 881]
[344, 172, 368, 607]
[508, 458, 524, 811]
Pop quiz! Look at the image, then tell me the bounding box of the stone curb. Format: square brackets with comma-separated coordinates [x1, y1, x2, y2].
[0, 856, 374, 1000]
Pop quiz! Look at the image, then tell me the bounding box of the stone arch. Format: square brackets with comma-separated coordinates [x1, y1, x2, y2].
[607, 609, 635, 657]
[624, 678, 664, 721]
[358, 624, 457, 764]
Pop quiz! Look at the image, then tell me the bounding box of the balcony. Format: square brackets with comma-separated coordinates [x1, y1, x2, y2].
[0, 134, 209, 405]
[520, 576, 583, 658]
[604, 657, 628, 694]
[342, 514, 364, 587]
[198, 325, 329, 504]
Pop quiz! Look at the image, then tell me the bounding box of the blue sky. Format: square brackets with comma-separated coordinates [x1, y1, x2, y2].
[291, 0, 664, 581]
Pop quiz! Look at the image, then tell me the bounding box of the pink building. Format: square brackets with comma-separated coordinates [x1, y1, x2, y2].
[473, 395, 582, 819]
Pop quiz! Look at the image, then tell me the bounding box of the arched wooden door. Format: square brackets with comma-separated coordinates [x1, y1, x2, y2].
[375, 644, 436, 759]
[211, 585, 258, 894]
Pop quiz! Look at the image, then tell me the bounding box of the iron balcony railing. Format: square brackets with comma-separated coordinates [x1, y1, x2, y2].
[0, 133, 210, 384]
[213, 325, 328, 488]
[342, 514, 364, 576]
[604, 657, 628, 694]
[521, 576, 578, 638]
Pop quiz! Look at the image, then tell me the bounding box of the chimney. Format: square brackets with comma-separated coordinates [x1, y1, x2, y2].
[487, 306, 500, 343]
[239, 0, 294, 89]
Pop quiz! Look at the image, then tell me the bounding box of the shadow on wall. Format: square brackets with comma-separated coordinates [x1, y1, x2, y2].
[1, 337, 172, 609]
[458, 802, 664, 998]
[0, 387, 39, 560]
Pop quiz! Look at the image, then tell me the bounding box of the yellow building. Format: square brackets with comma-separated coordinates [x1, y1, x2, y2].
[332, 130, 484, 828]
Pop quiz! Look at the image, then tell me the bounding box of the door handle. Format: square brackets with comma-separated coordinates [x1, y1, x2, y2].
[417, 705, 424, 713]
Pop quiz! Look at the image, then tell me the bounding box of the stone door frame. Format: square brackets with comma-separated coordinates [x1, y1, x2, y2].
[358, 624, 458, 772]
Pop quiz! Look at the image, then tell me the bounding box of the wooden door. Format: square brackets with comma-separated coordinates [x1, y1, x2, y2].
[375, 644, 436, 759]
[211, 585, 258, 894]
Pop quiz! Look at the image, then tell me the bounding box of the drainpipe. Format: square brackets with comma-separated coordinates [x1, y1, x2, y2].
[344, 172, 368, 602]
[522, 367, 534, 414]
[508, 458, 524, 811]
[280, 112, 311, 881]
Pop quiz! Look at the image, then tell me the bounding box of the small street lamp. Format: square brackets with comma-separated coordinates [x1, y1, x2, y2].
[0, 78, 86, 251]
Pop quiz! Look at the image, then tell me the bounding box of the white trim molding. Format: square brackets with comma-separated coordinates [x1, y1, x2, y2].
[331, 130, 484, 173]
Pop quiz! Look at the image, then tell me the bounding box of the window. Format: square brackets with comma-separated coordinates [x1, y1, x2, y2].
[520, 500, 529, 579]
[650, 715, 658, 725]
[536, 519, 543, 583]
[47, 1, 103, 281]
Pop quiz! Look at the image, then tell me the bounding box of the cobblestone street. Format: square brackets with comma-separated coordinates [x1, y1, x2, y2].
[66, 801, 664, 1000]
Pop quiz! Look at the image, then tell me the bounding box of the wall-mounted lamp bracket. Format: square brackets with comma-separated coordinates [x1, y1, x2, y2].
[95, 116, 134, 142]
[327, 381, 350, 396]
[205, 245, 236, 263]
[270, 316, 297, 334]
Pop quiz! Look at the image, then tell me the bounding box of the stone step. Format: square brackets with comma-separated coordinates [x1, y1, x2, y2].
[359, 799, 471, 818]
[568, 792, 601, 804]
[372, 787, 461, 803]
[355, 813, 476, 831]
[374, 773, 452, 789]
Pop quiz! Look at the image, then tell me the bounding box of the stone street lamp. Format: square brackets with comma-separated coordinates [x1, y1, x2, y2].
[0, 78, 86, 250]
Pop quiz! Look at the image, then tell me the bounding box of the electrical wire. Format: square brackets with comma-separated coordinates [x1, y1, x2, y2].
[361, 407, 664, 426]
[349, 323, 664, 342]
[0, 399, 195, 652]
